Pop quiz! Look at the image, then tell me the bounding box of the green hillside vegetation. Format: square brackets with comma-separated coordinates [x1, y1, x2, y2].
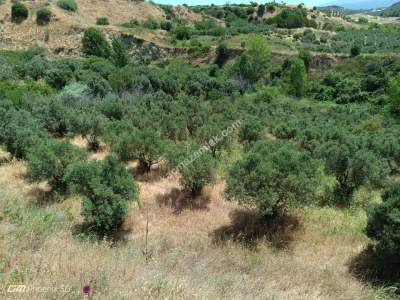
[0, 1, 400, 299]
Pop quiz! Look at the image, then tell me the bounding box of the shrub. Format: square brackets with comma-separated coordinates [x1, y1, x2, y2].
[36, 8, 51, 25]
[70, 109, 107, 151]
[388, 75, 400, 116]
[143, 16, 160, 29]
[0, 109, 47, 159]
[365, 181, 400, 277]
[225, 140, 320, 217]
[11, 2, 29, 23]
[25, 55, 48, 80]
[316, 137, 389, 204]
[44, 65, 72, 89]
[174, 25, 192, 40]
[239, 117, 264, 145]
[30, 97, 72, 136]
[96, 17, 109, 25]
[215, 41, 229, 67]
[82, 28, 111, 58]
[27, 139, 87, 192]
[351, 44, 361, 57]
[112, 127, 166, 172]
[111, 39, 130, 67]
[64, 155, 139, 233]
[57, 0, 78, 12]
[179, 145, 216, 196]
[257, 4, 265, 17]
[160, 20, 172, 31]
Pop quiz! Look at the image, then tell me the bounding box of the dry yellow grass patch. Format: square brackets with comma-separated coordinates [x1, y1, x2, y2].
[0, 154, 382, 299]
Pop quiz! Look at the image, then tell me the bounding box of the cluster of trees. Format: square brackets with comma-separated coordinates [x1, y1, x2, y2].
[0, 26, 399, 280]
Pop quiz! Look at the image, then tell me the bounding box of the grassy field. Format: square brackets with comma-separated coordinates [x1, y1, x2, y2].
[0, 148, 396, 300]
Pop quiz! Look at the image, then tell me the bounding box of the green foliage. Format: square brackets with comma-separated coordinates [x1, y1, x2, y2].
[316, 137, 389, 204]
[0, 109, 47, 159]
[174, 25, 192, 40]
[351, 44, 361, 57]
[111, 39, 130, 68]
[239, 117, 264, 145]
[257, 4, 265, 17]
[44, 62, 73, 89]
[290, 58, 307, 97]
[179, 145, 216, 196]
[11, 2, 28, 23]
[215, 41, 229, 67]
[366, 181, 400, 277]
[237, 35, 270, 84]
[36, 8, 51, 25]
[225, 140, 320, 217]
[57, 0, 78, 12]
[82, 28, 111, 58]
[160, 20, 172, 31]
[266, 8, 317, 29]
[27, 139, 86, 192]
[64, 155, 139, 233]
[96, 17, 110, 25]
[112, 127, 167, 172]
[25, 55, 48, 80]
[388, 75, 400, 116]
[143, 16, 160, 29]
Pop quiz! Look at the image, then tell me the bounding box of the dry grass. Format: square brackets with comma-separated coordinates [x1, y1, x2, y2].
[0, 0, 189, 55]
[0, 146, 388, 299]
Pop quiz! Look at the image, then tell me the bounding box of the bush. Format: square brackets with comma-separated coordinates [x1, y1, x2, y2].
[179, 145, 216, 196]
[239, 117, 264, 145]
[82, 28, 111, 58]
[27, 139, 87, 192]
[174, 25, 192, 40]
[388, 75, 400, 116]
[143, 16, 160, 29]
[160, 20, 172, 31]
[44, 64, 72, 89]
[112, 127, 167, 172]
[96, 17, 109, 25]
[225, 140, 320, 217]
[64, 155, 139, 234]
[57, 0, 78, 12]
[25, 55, 48, 80]
[0, 109, 47, 159]
[111, 39, 130, 67]
[351, 44, 361, 57]
[215, 41, 229, 67]
[365, 181, 400, 277]
[11, 2, 29, 23]
[36, 8, 51, 25]
[316, 137, 389, 204]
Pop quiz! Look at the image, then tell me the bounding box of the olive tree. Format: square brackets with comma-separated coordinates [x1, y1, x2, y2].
[27, 139, 87, 192]
[225, 140, 320, 217]
[64, 155, 139, 233]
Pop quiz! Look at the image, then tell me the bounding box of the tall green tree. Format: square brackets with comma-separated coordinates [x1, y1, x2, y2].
[111, 39, 130, 68]
[290, 58, 307, 97]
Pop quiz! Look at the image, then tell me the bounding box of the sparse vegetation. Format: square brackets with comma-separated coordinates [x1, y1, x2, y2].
[57, 0, 78, 12]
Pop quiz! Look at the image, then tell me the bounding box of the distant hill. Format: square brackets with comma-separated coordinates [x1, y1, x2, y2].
[324, 0, 397, 10]
[379, 1, 400, 16]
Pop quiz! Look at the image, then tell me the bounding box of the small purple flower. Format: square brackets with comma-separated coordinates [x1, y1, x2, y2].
[83, 284, 91, 295]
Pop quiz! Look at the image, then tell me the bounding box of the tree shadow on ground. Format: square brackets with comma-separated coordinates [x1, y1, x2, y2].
[71, 222, 129, 246]
[156, 188, 211, 214]
[210, 209, 301, 249]
[348, 246, 399, 295]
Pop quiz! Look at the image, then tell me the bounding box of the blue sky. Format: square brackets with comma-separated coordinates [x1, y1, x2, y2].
[154, 0, 330, 6]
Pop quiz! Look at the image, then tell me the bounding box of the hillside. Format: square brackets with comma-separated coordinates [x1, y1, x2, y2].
[0, 0, 201, 55]
[1, 1, 400, 299]
[379, 1, 400, 16]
